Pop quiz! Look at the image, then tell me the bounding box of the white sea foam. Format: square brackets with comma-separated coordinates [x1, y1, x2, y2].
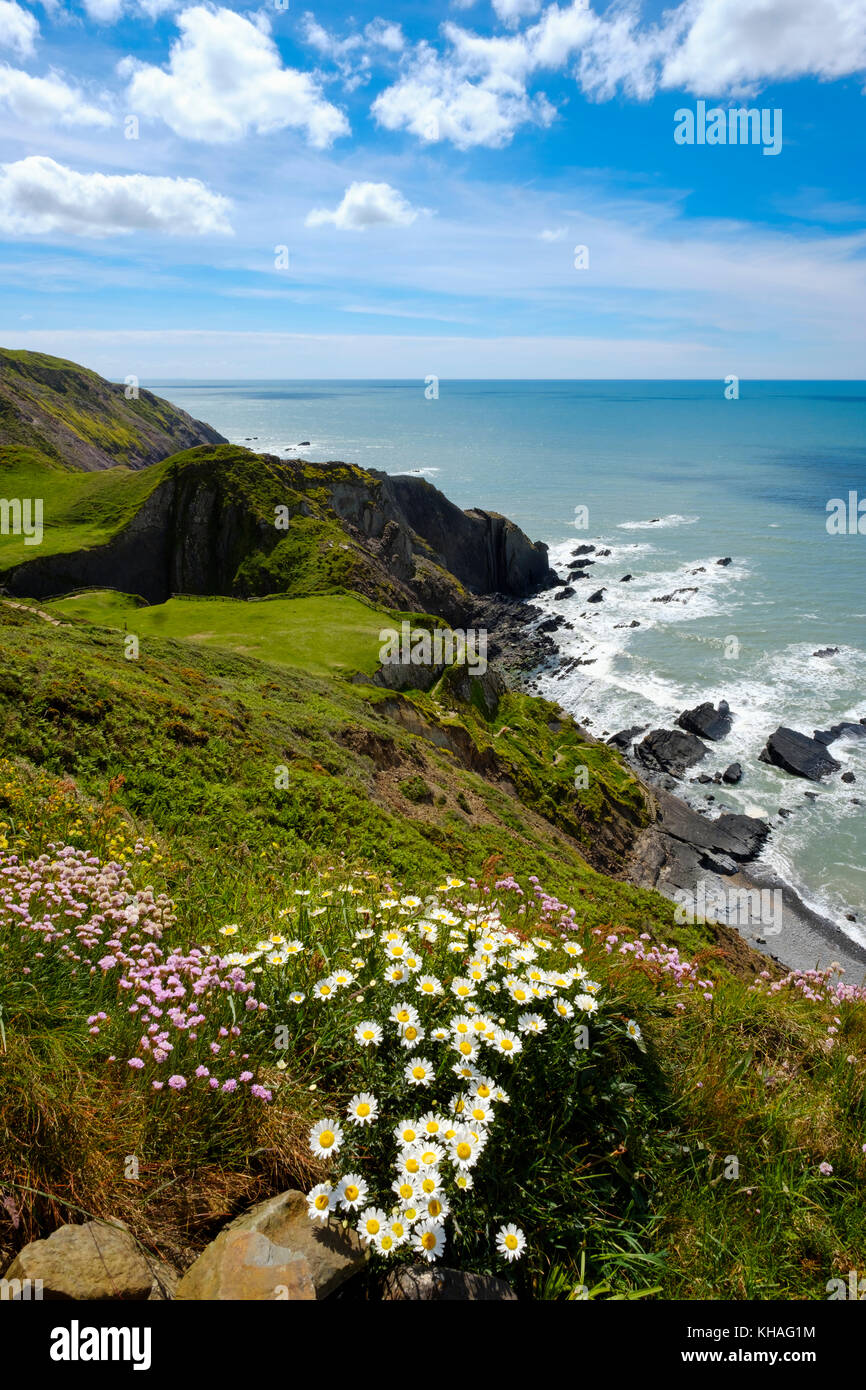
[616, 513, 700, 530]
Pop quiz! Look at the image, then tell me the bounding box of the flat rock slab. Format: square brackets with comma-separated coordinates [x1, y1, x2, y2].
[760, 727, 842, 781]
[176, 1190, 365, 1301]
[655, 789, 770, 860]
[3, 1222, 159, 1300]
[382, 1265, 517, 1301]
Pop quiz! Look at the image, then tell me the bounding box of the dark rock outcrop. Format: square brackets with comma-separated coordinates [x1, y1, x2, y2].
[759, 727, 842, 781]
[722, 762, 743, 784]
[677, 700, 732, 742]
[812, 722, 866, 745]
[635, 728, 709, 776]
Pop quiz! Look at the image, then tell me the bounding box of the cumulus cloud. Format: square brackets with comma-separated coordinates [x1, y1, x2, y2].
[0, 65, 112, 126]
[0, 155, 234, 237]
[372, 37, 555, 148]
[305, 181, 427, 230]
[661, 0, 866, 92]
[0, 0, 39, 58]
[120, 5, 349, 145]
[372, 0, 866, 148]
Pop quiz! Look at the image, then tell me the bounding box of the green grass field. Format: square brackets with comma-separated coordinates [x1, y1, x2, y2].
[44, 590, 389, 677]
[0, 446, 165, 567]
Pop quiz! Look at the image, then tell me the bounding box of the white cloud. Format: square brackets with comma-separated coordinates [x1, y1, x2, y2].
[492, 0, 543, 26]
[0, 155, 234, 237]
[372, 0, 866, 149]
[305, 181, 427, 230]
[0, 0, 39, 58]
[0, 64, 112, 126]
[539, 226, 567, 240]
[120, 5, 349, 146]
[661, 0, 866, 93]
[372, 38, 555, 148]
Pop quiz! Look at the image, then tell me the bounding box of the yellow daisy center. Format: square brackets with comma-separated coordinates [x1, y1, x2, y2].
[356, 1103, 370, 1117]
[314, 1194, 329, 1211]
[421, 1232, 437, 1251]
[319, 1130, 335, 1148]
[411, 1067, 425, 1080]
[456, 1142, 472, 1160]
[505, 1234, 518, 1250]
[344, 1185, 359, 1201]
[365, 1218, 380, 1234]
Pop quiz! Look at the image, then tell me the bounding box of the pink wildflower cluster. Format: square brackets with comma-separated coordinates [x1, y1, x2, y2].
[603, 933, 715, 1002]
[750, 964, 866, 1007]
[0, 844, 272, 1102]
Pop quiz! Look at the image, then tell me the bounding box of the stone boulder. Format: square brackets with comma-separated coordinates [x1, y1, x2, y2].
[175, 1190, 364, 1301]
[722, 762, 743, 784]
[382, 1264, 517, 1301]
[175, 1230, 316, 1301]
[677, 700, 732, 742]
[635, 728, 709, 776]
[3, 1221, 163, 1300]
[759, 727, 842, 781]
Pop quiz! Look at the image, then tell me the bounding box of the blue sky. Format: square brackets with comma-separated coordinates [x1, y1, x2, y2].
[0, 0, 865, 377]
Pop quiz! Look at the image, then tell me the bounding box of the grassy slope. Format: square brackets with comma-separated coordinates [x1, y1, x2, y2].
[1, 600, 864, 1298]
[0, 348, 223, 470]
[0, 446, 170, 567]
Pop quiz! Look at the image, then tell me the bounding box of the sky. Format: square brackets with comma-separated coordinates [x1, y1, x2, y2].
[0, 0, 865, 378]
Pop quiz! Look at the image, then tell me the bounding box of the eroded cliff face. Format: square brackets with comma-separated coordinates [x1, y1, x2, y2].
[4, 448, 559, 614]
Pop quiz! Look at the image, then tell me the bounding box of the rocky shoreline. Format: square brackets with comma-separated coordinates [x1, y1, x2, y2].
[476, 583, 866, 986]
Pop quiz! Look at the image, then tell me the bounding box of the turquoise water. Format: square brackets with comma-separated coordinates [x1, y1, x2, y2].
[152, 380, 866, 940]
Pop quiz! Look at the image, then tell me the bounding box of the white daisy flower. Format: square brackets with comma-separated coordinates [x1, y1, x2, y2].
[354, 1021, 382, 1046]
[518, 1012, 547, 1035]
[313, 977, 338, 1001]
[493, 1029, 522, 1060]
[626, 1018, 642, 1041]
[416, 974, 444, 997]
[337, 1173, 368, 1211]
[496, 1223, 526, 1262]
[552, 996, 574, 1020]
[347, 1092, 379, 1126]
[357, 1206, 389, 1246]
[289, 990, 306, 1004]
[390, 1001, 420, 1027]
[306, 1183, 336, 1222]
[391, 1177, 419, 1206]
[414, 1219, 446, 1263]
[575, 993, 598, 1014]
[309, 1118, 344, 1157]
[393, 1120, 420, 1147]
[404, 1056, 434, 1087]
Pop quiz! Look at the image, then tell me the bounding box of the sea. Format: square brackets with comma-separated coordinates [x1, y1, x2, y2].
[150, 379, 866, 944]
